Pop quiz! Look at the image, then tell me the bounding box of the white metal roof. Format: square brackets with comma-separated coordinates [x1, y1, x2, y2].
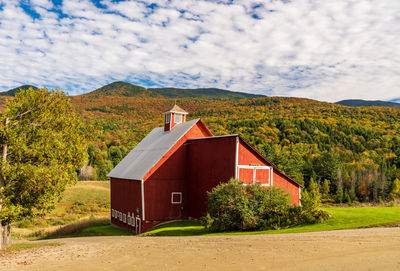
[107, 118, 200, 180]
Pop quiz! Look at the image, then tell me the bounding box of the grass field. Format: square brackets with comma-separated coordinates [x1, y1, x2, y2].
[12, 181, 110, 239]
[142, 207, 400, 236]
[11, 180, 400, 239]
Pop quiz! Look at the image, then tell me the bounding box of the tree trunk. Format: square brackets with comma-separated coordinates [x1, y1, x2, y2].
[0, 118, 10, 249]
[0, 223, 11, 250]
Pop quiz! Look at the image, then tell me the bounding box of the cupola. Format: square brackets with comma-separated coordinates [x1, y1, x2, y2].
[163, 104, 189, 132]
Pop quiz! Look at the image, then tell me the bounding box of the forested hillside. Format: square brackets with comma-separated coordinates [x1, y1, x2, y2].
[1, 90, 399, 204]
[70, 94, 400, 204]
[337, 99, 400, 109]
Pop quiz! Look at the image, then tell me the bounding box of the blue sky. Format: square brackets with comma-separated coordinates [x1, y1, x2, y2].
[0, 0, 399, 102]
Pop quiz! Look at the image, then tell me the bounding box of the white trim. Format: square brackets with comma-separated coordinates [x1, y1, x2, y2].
[171, 192, 182, 204]
[163, 111, 188, 115]
[235, 136, 239, 179]
[123, 213, 126, 223]
[237, 165, 271, 169]
[141, 179, 145, 221]
[271, 167, 274, 186]
[299, 187, 302, 206]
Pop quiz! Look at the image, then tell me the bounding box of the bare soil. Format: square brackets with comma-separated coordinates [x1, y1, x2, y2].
[1, 227, 400, 271]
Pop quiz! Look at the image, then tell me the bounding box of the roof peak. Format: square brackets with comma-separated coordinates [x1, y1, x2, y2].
[163, 104, 188, 115]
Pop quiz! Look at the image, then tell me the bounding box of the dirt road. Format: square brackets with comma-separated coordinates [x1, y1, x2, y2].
[1, 227, 400, 271]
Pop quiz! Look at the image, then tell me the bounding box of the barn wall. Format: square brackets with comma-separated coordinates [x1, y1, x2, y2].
[110, 178, 142, 232]
[273, 173, 300, 205]
[143, 121, 212, 227]
[238, 140, 268, 166]
[187, 136, 236, 218]
[238, 140, 300, 206]
[144, 144, 188, 222]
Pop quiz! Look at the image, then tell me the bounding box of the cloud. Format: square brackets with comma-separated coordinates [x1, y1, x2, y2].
[0, 0, 399, 101]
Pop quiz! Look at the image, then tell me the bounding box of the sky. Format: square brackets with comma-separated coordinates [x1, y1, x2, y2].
[0, 0, 399, 102]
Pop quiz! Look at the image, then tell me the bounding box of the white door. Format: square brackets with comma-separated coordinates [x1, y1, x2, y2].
[135, 217, 141, 234]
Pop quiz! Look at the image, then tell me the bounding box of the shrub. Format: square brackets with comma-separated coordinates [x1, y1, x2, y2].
[203, 179, 328, 232]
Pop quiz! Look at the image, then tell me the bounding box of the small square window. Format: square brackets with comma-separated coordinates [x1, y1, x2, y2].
[171, 192, 182, 204]
[174, 114, 182, 124]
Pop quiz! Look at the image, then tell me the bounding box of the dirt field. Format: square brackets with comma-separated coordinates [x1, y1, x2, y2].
[1, 227, 400, 271]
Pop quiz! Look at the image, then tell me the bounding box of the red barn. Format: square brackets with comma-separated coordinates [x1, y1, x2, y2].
[107, 105, 302, 233]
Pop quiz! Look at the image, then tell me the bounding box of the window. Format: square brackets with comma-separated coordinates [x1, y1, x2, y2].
[123, 214, 126, 223]
[165, 114, 170, 124]
[171, 192, 182, 204]
[111, 209, 114, 218]
[127, 213, 131, 225]
[119, 212, 122, 221]
[174, 114, 182, 124]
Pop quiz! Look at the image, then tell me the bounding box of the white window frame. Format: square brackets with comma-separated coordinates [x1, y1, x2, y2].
[127, 212, 131, 225]
[236, 165, 273, 186]
[119, 212, 122, 221]
[111, 209, 115, 218]
[165, 114, 170, 124]
[174, 113, 182, 124]
[171, 192, 182, 204]
[123, 214, 126, 223]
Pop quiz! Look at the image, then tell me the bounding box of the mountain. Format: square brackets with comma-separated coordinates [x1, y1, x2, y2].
[0, 85, 39, 96]
[336, 99, 400, 109]
[86, 81, 157, 97]
[149, 87, 264, 98]
[84, 81, 264, 98]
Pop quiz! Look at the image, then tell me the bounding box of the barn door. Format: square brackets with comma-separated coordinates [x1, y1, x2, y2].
[237, 166, 273, 186]
[135, 217, 141, 234]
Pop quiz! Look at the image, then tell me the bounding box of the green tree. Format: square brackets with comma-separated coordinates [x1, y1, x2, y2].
[0, 88, 87, 249]
[388, 178, 400, 200]
[321, 179, 331, 201]
[336, 186, 344, 204]
[301, 178, 321, 212]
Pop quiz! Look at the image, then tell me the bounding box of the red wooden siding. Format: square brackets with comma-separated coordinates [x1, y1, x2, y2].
[238, 139, 300, 205]
[187, 136, 236, 218]
[144, 144, 188, 222]
[110, 178, 142, 231]
[143, 120, 212, 180]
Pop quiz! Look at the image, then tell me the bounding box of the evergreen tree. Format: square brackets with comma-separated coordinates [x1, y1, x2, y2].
[321, 179, 330, 201]
[388, 178, 400, 200]
[302, 178, 321, 211]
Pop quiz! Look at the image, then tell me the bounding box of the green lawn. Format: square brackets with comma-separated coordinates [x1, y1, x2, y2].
[80, 224, 133, 236]
[142, 207, 400, 236]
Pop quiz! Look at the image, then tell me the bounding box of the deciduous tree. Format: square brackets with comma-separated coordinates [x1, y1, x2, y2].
[0, 88, 86, 249]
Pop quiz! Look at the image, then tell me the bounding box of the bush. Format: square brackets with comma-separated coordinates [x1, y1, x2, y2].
[202, 179, 329, 232]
